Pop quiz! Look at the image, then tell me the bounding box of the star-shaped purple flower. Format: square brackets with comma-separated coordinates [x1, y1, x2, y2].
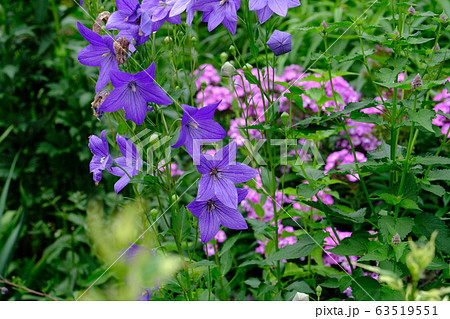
[169, 0, 196, 25]
[89, 130, 113, 184]
[249, 0, 301, 24]
[195, 142, 257, 208]
[99, 62, 172, 125]
[194, 0, 241, 34]
[106, 0, 153, 45]
[266, 30, 292, 56]
[77, 22, 119, 92]
[109, 134, 143, 193]
[141, 0, 182, 32]
[172, 101, 226, 156]
[187, 188, 249, 243]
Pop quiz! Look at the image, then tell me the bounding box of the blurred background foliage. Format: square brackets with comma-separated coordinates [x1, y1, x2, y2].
[0, 0, 449, 300]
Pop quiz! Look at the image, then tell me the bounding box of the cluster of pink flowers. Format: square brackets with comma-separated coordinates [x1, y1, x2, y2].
[325, 149, 367, 182]
[194, 64, 233, 111]
[202, 230, 227, 256]
[255, 220, 297, 258]
[432, 83, 450, 137]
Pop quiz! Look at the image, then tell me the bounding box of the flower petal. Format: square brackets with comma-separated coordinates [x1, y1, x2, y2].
[221, 162, 257, 183]
[138, 82, 172, 105]
[197, 175, 215, 201]
[237, 188, 249, 203]
[268, 0, 288, 16]
[77, 21, 103, 46]
[195, 101, 221, 121]
[114, 174, 131, 193]
[214, 203, 248, 230]
[99, 85, 129, 112]
[198, 211, 221, 243]
[78, 45, 108, 67]
[172, 126, 187, 148]
[187, 199, 207, 218]
[214, 178, 238, 208]
[214, 142, 237, 169]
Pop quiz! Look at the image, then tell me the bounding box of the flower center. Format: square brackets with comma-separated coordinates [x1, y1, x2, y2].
[219, 0, 228, 5]
[188, 122, 199, 129]
[128, 81, 137, 92]
[100, 156, 106, 164]
[207, 199, 218, 212]
[102, 52, 110, 57]
[209, 168, 223, 181]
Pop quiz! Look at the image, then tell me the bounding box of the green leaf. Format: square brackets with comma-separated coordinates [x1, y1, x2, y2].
[220, 234, 240, 257]
[0, 208, 25, 276]
[407, 109, 436, 133]
[421, 183, 446, 197]
[286, 281, 314, 294]
[0, 152, 20, 225]
[358, 241, 389, 261]
[399, 198, 421, 210]
[351, 277, 381, 301]
[368, 141, 391, 159]
[414, 156, 450, 166]
[266, 232, 327, 262]
[413, 213, 450, 254]
[244, 278, 261, 289]
[378, 216, 414, 241]
[378, 193, 402, 205]
[297, 183, 324, 199]
[329, 233, 369, 256]
[188, 260, 216, 268]
[428, 169, 450, 181]
[297, 168, 325, 181]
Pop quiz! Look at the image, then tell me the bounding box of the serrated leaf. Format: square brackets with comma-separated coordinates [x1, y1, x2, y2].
[428, 169, 450, 181]
[413, 213, 450, 254]
[266, 232, 327, 262]
[408, 109, 436, 133]
[358, 241, 389, 261]
[329, 235, 368, 256]
[297, 168, 325, 181]
[188, 260, 216, 268]
[413, 156, 450, 166]
[421, 183, 446, 197]
[378, 216, 414, 241]
[297, 183, 324, 199]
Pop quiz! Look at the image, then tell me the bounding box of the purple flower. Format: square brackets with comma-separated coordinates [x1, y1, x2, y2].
[109, 134, 143, 193]
[169, 0, 197, 25]
[266, 30, 292, 56]
[187, 188, 248, 243]
[106, 0, 153, 45]
[142, 0, 182, 31]
[172, 101, 226, 156]
[99, 62, 172, 125]
[249, 0, 301, 24]
[195, 142, 257, 208]
[194, 0, 241, 34]
[89, 130, 113, 184]
[77, 22, 119, 92]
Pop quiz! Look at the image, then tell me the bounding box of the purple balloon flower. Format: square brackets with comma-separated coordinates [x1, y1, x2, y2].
[77, 22, 119, 93]
[99, 62, 172, 125]
[172, 101, 226, 156]
[106, 0, 153, 45]
[266, 30, 292, 56]
[187, 188, 249, 243]
[89, 130, 113, 185]
[141, 0, 182, 32]
[194, 0, 241, 34]
[195, 142, 257, 208]
[249, 0, 300, 24]
[169, 0, 196, 25]
[109, 134, 143, 193]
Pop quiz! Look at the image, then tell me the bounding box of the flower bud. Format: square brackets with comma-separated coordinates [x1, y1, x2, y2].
[191, 36, 198, 43]
[164, 36, 173, 45]
[407, 6, 416, 16]
[229, 45, 236, 57]
[434, 43, 440, 51]
[242, 63, 253, 72]
[150, 208, 158, 218]
[201, 81, 207, 91]
[221, 62, 236, 77]
[316, 285, 322, 299]
[391, 233, 401, 245]
[281, 112, 290, 126]
[172, 194, 179, 202]
[220, 52, 228, 64]
[411, 73, 422, 89]
[1, 287, 8, 295]
[321, 21, 328, 30]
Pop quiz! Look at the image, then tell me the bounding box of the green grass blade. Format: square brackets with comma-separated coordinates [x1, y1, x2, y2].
[0, 207, 25, 276]
[0, 151, 20, 226]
